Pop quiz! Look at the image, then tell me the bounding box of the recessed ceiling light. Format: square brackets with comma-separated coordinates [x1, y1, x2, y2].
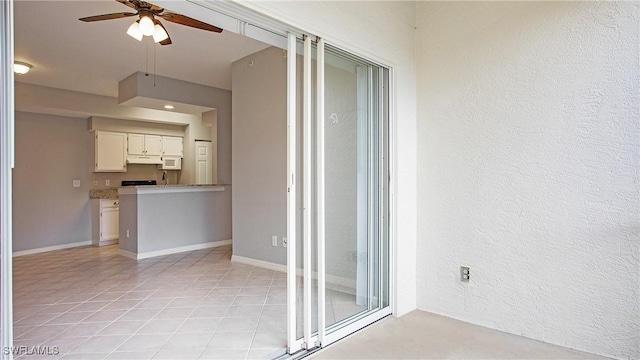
[14, 61, 33, 75]
[164, 105, 175, 110]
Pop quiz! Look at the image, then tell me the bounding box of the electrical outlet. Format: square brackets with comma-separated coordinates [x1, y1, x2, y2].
[460, 266, 470, 282]
[72, 180, 81, 188]
[271, 235, 278, 247]
[105, 179, 110, 186]
[126, 229, 130, 238]
[93, 180, 98, 187]
[282, 237, 287, 247]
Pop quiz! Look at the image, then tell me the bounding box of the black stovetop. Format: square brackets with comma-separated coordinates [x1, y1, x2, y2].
[121, 180, 157, 186]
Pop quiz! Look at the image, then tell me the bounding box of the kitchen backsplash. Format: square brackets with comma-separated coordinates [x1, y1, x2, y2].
[91, 164, 179, 188]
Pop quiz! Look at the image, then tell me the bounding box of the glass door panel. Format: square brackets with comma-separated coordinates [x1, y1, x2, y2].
[322, 45, 389, 336]
[323, 47, 368, 328]
[287, 34, 390, 355]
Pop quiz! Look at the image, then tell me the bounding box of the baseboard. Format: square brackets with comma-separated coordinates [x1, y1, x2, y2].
[231, 255, 357, 294]
[13, 241, 92, 257]
[119, 239, 232, 260]
[232, 255, 287, 273]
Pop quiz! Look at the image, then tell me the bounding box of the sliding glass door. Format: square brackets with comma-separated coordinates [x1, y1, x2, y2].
[286, 33, 390, 355]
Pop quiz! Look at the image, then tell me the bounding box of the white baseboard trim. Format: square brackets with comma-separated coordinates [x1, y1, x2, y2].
[13, 241, 92, 257]
[232, 255, 287, 273]
[118, 249, 138, 260]
[119, 239, 232, 260]
[231, 255, 357, 294]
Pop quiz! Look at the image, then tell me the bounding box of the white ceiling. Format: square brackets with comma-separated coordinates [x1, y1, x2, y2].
[14, 0, 270, 97]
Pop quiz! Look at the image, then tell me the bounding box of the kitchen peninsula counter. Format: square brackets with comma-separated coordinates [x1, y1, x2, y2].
[118, 184, 230, 195]
[117, 184, 232, 259]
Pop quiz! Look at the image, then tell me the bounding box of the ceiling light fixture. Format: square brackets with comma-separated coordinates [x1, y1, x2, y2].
[127, 15, 167, 44]
[153, 22, 169, 43]
[164, 105, 175, 110]
[13, 61, 32, 75]
[126, 20, 143, 41]
[139, 14, 155, 36]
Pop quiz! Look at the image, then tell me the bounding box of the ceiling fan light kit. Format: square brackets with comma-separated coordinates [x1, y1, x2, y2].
[152, 22, 169, 43]
[138, 14, 155, 36]
[79, 0, 223, 46]
[127, 20, 143, 41]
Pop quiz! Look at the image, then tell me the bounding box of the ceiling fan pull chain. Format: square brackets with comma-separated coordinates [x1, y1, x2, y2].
[145, 40, 149, 76]
[153, 42, 157, 87]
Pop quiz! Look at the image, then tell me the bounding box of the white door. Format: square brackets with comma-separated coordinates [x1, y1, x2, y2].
[195, 140, 212, 184]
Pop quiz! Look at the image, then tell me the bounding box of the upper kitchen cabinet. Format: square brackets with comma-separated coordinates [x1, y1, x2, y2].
[94, 131, 127, 172]
[162, 136, 184, 157]
[128, 133, 163, 156]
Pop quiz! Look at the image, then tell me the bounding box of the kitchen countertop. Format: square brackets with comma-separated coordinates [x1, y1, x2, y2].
[90, 184, 230, 199]
[89, 188, 119, 199]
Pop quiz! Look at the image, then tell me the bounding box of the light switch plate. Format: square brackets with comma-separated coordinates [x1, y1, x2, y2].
[72, 180, 81, 188]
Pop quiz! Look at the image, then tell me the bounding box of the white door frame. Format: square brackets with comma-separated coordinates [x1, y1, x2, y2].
[285, 32, 304, 353]
[0, 0, 15, 358]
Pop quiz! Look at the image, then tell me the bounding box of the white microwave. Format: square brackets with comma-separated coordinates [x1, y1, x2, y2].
[160, 156, 182, 170]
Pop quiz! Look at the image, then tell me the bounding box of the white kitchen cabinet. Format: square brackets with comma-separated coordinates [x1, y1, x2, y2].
[128, 134, 163, 156]
[162, 136, 183, 157]
[94, 131, 127, 172]
[91, 199, 120, 246]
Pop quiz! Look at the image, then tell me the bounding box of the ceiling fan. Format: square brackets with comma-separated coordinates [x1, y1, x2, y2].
[79, 0, 223, 45]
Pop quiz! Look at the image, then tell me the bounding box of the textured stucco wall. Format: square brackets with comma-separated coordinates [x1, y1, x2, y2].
[416, 2, 639, 359]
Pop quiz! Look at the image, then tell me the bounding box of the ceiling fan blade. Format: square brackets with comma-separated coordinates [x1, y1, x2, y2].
[160, 12, 223, 33]
[79, 12, 137, 22]
[146, 2, 165, 13]
[119, 0, 164, 13]
[115, 0, 139, 10]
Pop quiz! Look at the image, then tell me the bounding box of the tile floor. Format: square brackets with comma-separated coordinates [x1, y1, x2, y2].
[4, 244, 296, 360]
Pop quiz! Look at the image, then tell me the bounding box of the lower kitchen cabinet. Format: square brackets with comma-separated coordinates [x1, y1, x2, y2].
[91, 199, 119, 246]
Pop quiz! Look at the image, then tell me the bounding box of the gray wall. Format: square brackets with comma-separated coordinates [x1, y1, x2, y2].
[217, 106, 232, 185]
[231, 47, 291, 265]
[118, 194, 138, 254]
[231, 45, 362, 282]
[119, 189, 231, 255]
[13, 112, 91, 251]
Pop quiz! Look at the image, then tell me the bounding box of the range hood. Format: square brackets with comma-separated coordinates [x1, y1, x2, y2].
[127, 155, 162, 165]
